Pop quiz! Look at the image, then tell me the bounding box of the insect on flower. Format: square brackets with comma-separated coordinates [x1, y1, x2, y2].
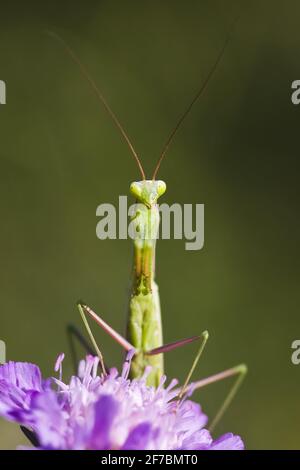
[47, 26, 246, 384]
[48, 25, 247, 444]
[0, 25, 247, 450]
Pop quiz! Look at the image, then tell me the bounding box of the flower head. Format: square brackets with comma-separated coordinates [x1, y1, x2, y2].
[0, 354, 244, 450]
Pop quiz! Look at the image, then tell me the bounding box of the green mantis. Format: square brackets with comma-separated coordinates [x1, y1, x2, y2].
[127, 179, 166, 385]
[51, 30, 247, 430]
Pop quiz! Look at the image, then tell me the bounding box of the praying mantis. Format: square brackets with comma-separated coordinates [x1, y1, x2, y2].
[51, 28, 247, 432]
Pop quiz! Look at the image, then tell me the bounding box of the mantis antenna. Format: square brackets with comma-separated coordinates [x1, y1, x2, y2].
[46, 31, 146, 180]
[152, 25, 237, 180]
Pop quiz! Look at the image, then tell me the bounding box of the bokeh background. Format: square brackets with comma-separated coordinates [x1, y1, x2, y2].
[0, 0, 299, 449]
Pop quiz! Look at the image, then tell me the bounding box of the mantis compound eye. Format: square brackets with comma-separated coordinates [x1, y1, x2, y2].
[156, 180, 166, 197]
[130, 182, 142, 199]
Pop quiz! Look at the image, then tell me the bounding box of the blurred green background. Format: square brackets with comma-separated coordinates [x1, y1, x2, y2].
[0, 0, 299, 450]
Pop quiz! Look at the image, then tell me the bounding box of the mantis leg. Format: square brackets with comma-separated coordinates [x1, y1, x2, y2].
[75, 301, 247, 430]
[77, 302, 107, 376]
[173, 331, 247, 431]
[198, 364, 247, 432]
[146, 334, 204, 355]
[178, 330, 209, 400]
[183, 364, 247, 432]
[78, 302, 134, 351]
[67, 323, 95, 373]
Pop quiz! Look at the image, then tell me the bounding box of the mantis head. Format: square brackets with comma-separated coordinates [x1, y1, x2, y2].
[130, 180, 166, 207]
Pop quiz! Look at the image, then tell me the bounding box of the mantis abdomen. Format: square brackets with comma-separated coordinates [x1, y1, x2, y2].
[128, 281, 163, 386]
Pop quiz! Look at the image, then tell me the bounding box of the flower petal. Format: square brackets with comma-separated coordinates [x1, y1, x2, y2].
[122, 423, 153, 450]
[89, 395, 119, 449]
[209, 433, 244, 450]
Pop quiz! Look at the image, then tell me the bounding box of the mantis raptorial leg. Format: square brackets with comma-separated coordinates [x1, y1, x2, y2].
[79, 302, 200, 356]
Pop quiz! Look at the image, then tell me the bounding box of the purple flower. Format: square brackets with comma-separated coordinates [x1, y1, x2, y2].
[0, 354, 244, 450]
[0, 362, 47, 423]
